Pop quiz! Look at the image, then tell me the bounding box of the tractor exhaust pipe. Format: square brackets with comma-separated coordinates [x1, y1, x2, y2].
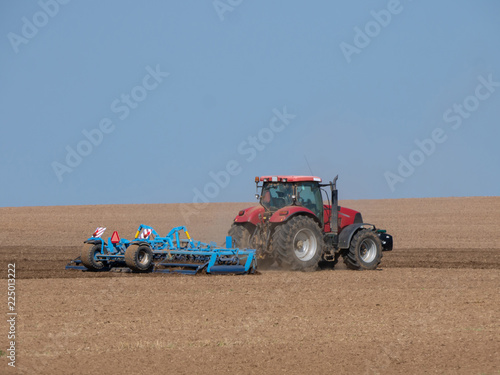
[331, 175, 339, 237]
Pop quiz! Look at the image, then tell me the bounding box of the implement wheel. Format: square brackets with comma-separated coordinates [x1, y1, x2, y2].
[125, 244, 153, 272]
[81, 243, 105, 271]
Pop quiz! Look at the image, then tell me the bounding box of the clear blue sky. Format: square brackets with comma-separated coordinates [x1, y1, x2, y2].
[1, 0, 499, 207]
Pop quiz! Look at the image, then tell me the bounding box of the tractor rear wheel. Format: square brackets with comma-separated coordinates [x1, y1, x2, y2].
[125, 244, 153, 272]
[81, 243, 105, 271]
[343, 230, 382, 270]
[273, 216, 323, 271]
[228, 223, 276, 269]
[228, 223, 253, 248]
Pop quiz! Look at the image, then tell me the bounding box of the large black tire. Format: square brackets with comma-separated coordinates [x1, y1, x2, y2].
[80, 243, 105, 271]
[228, 223, 253, 248]
[343, 230, 382, 270]
[125, 244, 153, 272]
[228, 223, 277, 269]
[273, 216, 323, 271]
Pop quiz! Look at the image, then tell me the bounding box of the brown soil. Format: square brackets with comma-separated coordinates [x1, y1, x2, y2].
[0, 197, 499, 374]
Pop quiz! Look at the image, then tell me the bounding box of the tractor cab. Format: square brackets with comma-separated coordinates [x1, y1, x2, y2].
[259, 177, 323, 220]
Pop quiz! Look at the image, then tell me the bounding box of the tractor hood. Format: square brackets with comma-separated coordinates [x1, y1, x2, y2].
[234, 204, 362, 232]
[323, 205, 363, 232]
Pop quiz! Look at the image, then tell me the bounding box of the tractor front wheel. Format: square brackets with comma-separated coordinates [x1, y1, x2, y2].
[343, 230, 382, 270]
[125, 244, 153, 272]
[80, 243, 105, 271]
[273, 216, 323, 271]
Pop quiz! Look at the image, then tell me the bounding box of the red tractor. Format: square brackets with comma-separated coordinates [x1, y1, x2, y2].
[228, 175, 393, 271]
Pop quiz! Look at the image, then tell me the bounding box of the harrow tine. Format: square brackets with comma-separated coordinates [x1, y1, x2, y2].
[65, 257, 88, 271]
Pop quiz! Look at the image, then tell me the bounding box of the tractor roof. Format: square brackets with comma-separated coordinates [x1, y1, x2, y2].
[259, 176, 322, 183]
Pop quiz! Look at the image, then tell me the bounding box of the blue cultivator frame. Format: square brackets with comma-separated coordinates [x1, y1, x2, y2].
[65, 225, 257, 275]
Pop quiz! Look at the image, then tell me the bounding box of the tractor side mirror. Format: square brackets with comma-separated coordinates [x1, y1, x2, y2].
[255, 194, 260, 200]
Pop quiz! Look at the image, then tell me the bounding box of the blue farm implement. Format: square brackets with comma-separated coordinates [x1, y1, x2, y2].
[66, 225, 257, 275]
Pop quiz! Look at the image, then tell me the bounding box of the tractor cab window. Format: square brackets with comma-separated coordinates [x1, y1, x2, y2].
[261, 182, 293, 210]
[296, 182, 323, 220]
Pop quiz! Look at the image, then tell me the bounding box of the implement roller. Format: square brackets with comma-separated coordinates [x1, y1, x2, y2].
[66, 225, 257, 275]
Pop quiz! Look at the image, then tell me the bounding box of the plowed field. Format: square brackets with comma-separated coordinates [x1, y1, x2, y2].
[1, 197, 499, 374]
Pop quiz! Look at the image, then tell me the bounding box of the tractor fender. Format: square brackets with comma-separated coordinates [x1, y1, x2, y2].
[269, 206, 321, 226]
[338, 223, 376, 249]
[234, 206, 265, 225]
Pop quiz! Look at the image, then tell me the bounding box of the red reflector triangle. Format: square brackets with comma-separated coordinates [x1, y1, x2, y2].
[111, 231, 120, 244]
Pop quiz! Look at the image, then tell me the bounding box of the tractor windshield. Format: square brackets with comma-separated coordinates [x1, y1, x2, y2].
[296, 182, 323, 219]
[261, 182, 294, 210]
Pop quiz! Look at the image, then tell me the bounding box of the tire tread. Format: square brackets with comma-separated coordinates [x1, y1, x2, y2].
[343, 230, 382, 270]
[125, 244, 153, 272]
[80, 243, 104, 271]
[273, 216, 323, 271]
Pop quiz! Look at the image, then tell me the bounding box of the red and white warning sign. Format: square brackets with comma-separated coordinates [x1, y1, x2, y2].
[111, 231, 120, 244]
[139, 228, 152, 239]
[93, 227, 106, 238]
